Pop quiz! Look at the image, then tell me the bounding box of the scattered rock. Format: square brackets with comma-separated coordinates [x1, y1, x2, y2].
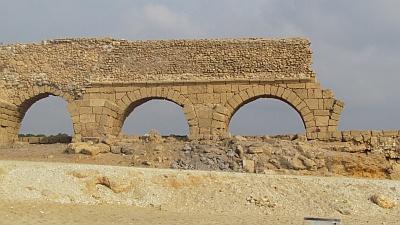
[80, 146, 101, 156]
[12, 141, 29, 148]
[182, 144, 192, 152]
[110, 145, 122, 154]
[154, 145, 164, 152]
[65, 142, 102, 156]
[292, 134, 307, 142]
[143, 161, 152, 166]
[242, 159, 255, 173]
[121, 145, 135, 155]
[248, 146, 264, 154]
[95, 143, 111, 153]
[335, 205, 352, 215]
[41, 189, 59, 200]
[94, 176, 134, 193]
[371, 194, 396, 209]
[246, 195, 277, 208]
[234, 135, 247, 141]
[145, 129, 163, 143]
[100, 134, 117, 146]
[280, 156, 306, 170]
[235, 145, 244, 158]
[299, 156, 317, 170]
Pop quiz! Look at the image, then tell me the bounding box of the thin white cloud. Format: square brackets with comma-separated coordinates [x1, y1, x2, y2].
[121, 3, 203, 39]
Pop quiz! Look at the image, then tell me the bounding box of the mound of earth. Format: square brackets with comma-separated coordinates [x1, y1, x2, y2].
[2, 132, 399, 180]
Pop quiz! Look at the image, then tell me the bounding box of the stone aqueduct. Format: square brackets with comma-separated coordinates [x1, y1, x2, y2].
[0, 38, 344, 144]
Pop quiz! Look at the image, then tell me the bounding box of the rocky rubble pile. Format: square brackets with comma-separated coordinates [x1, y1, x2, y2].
[64, 130, 400, 179]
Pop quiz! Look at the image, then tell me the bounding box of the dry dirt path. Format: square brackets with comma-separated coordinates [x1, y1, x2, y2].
[0, 201, 286, 225]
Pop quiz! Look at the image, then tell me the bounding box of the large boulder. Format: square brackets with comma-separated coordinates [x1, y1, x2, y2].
[65, 142, 110, 156]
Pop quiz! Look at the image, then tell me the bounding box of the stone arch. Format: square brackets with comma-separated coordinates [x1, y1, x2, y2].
[13, 85, 78, 140]
[114, 87, 198, 138]
[213, 84, 316, 136]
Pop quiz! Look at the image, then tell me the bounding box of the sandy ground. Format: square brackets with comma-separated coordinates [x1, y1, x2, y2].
[0, 160, 399, 225]
[0, 201, 275, 225]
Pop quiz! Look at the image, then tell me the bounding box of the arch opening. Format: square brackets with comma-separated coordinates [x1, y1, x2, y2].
[18, 95, 74, 143]
[228, 97, 305, 136]
[121, 98, 189, 136]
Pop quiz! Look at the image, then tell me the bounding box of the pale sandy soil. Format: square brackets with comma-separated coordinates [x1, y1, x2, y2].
[0, 160, 399, 225]
[0, 200, 396, 225]
[0, 201, 283, 225]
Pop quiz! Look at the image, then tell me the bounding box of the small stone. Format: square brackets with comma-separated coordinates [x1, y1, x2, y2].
[371, 194, 396, 209]
[100, 134, 117, 145]
[293, 134, 307, 142]
[226, 149, 235, 157]
[80, 146, 101, 156]
[235, 145, 244, 158]
[41, 189, 59, 200]
[65, 142, 101, 156]
[336, 207, 352, 215]
[145, 129, 163, 143]
[234, 135, 247, 141]
[242, 159, 255, 173]
[248, 146, 264, 154]
[182, 144, 192, 152]
[121, 145, 135, 155]
[110, 145, 122, 154]
[143, 161, 152, 166]
[154, 145, 164, 152]
[333, 202, 352, 215]
[94, 143, 111, 153]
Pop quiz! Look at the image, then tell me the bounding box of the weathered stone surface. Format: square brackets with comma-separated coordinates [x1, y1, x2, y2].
[65, 142, 101, 156]
[371, 194, 396, 209]
[242, 159, 255, 173]
[0, 37, 346, 143]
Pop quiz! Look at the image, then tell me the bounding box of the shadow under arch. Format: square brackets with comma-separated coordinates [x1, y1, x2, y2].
[115, 89, 197, 138]
[228, 95, 307, 129]
[15, 87, 77, 139]
[228, 97, 306, 135]
[222, 85, 316, 135]
[121, 97, 189, 135]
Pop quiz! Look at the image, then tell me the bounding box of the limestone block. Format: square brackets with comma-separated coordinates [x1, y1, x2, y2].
[79, 107, 92, 114]
[287, 83, 305, 89]
[315, 116, 329, 126]
[305, 99, 318, 110]
[330, 113, 341, 121]
[327, 126, 337, 132]
[89, 99, 106, 107]
[313, 110, 330, 116]
[323, 99, 334, 110]
[294, 89, 307, 99]
[212, 112, 226, 122]
[305, 82, 320, 89]
[270, 86, 278, 96]
[322, 89, 334, 98]
[239, 91, 249, 101]
[80, 114, 96, 123]
[253, 86, 264, 96]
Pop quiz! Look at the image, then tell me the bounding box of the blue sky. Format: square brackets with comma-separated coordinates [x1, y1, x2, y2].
[1, 0, 399, 135]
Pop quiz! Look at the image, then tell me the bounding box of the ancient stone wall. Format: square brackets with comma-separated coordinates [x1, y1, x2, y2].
[0, 38, 313, 100]
[0, 37, 343, 144]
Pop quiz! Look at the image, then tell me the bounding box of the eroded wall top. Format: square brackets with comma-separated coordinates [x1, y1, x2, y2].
[0, 37, 314, 100]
